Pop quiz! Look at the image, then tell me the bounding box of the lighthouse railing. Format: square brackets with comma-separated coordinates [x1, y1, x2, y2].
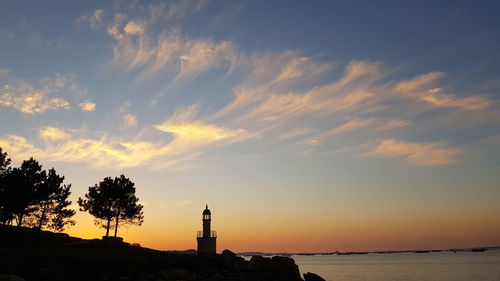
[197, 230, 217, 238]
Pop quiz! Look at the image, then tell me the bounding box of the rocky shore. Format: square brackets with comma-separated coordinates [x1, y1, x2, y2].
[0, 225, 325, 281]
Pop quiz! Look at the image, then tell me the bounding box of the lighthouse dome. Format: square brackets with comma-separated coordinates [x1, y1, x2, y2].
[203, 205, 211, 215]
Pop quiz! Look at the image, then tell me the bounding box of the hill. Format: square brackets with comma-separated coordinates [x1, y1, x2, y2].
[0, 225, 322, 281]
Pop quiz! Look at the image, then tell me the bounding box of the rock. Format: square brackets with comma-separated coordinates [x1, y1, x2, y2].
[248, 255, 301, 279]
[221, 249, 248, 270]
[0, 275, 25, 281]
[221, 249, 237, 257]
[102, 236, 124, 243]
[249, 255, 271, 271]
[303, 272, 326, 281]
[270, 256, 300, 279]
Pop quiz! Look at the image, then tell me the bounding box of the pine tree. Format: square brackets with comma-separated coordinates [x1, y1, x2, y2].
[0, 147, 10, 173]
[0, 155, 75, 230]
[27, 168, 76, 231]
[78, 175, 144, 238]
[0, 147, 12, 224]
[7, 158, 46, 226]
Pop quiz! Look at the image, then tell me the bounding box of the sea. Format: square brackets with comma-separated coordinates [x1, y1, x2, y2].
[291, 249, 500, 281]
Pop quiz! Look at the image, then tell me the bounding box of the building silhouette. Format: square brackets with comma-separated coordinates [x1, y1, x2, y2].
[196, 205, 217, 255]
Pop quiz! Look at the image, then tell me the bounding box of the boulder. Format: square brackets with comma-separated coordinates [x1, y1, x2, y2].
[221, 249, 248, 270]
[270, 256, 300, 278]
[248, 255, 271, 271]
[248, 255, 301, 279]
[221, 249, 237, 257]
[303, 272, 326, 281]
[102, 236, 123, 242]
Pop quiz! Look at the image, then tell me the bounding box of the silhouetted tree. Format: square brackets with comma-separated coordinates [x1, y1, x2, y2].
[49, 204, 76, 232]
[0, 169, 21, 225]
[6, 158, 46, 226]
[0, 147, 10, 173]
[0, 147, 12, 223]
[0, 156, 75, 230]
[25, 168, 76, 231]
[78, 175, 144, 238]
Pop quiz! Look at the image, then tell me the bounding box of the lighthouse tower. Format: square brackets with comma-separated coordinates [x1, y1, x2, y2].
[196, 205, 217, 255]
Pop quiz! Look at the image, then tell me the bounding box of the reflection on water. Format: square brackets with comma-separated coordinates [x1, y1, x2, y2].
[292, 249, 500, 281]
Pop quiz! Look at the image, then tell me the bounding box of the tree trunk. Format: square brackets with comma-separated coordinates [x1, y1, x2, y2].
[114, 216, 119, 237]
[17, 213, 23, 227]
[105, 217, 111, 237]
[37, 207, 47, 229]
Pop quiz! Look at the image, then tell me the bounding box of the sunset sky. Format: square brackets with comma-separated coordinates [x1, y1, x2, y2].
[0, 0, 499, 252]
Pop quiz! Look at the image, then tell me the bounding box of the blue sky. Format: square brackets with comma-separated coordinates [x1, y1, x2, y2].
[0, 0, 499, 251]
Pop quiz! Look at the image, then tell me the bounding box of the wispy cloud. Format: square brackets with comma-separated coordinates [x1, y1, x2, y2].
[273, 127, 318, 143]
[154, 105, 250, 153]
[248, 50, 332, 84]
[77, 9, 104, 30]
[68, 6, 500, 168]
[0, 73, 92, 114]
[298, 118, 411, 148]
[123, 21, 145, 35]
[0, 106, 250, 170]
[39, 127, 71, 142]
[0, 79, 71, 114]
[79, 2, 225, 82]
[214, 60, 380, 127]
[148, 0, 209, 22]
[394, 72, 491, 110]
[123, 113, 138, 128]
[79, 101, 96, 112]
[272, 56, 331, 84]
[361, 139, 462, 166]
[418, 88, 490, 110]
[178, 40, 237, 79]
[156, 121, 243, 145]
[394, 72, 444, 93]
[0, 134, 168, 169]
[376, 119, 412, 131]
[203, 55, 496, 166]
[317, 118, 377, 139]
[108, 28, 238, 81]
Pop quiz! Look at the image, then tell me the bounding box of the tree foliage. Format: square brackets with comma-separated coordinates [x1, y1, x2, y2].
[0, 151, 75, 231]
[78, 175, 144, 238]
[2, 158, 46, 226]
[25, 168, 76, 231]
[0, 148, 12, 223]
[0, 147, 10, 173]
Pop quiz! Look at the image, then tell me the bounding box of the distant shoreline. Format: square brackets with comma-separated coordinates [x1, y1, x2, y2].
[235, 246, 500, 257]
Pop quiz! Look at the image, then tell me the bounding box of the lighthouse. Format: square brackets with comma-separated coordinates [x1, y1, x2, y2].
[196, 205, 217, 255]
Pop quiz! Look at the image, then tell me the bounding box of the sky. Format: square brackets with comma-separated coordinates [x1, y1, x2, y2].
[0, 0, 499, 252]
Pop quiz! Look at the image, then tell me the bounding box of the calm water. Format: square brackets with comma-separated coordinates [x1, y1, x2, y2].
[292, 250, 500, 281]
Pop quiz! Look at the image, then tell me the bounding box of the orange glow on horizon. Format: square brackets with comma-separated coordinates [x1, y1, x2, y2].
[66, 210, 500, 253]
